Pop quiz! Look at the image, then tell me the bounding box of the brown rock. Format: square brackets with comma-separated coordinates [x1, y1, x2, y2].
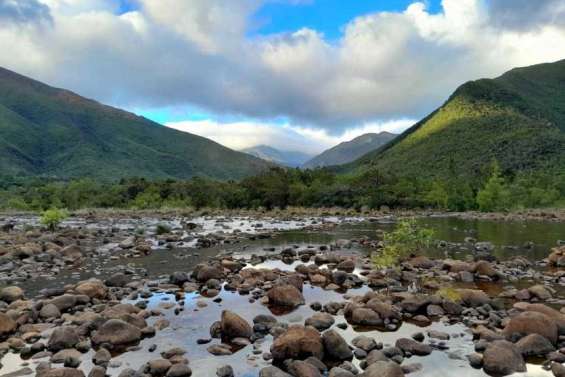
[220, 310, 253, 340]
[504, 311, 558, 344]
[268, 285, 305, 308]
[271, 325, 324, 361]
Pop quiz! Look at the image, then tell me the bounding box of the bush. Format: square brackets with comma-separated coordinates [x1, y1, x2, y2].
[155, 223, 171, 235]
[40, 208, 69, 231]
[372, 218, 434, 269]
[476, 161, 511, 212]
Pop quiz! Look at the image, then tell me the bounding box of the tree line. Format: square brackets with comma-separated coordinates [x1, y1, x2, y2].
[1, 163, 564, 212]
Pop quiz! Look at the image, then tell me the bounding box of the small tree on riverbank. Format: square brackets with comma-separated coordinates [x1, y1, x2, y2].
[40, 208, 69, 231]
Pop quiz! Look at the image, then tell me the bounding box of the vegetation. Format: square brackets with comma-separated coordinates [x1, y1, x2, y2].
[437, 287, 463, 303]
[372, 219, 434, 269]
[1, 165, 564, 212]
[40, 208, 69, 231]
[348, 59, 565, 181]
[0, 67, 271, 181]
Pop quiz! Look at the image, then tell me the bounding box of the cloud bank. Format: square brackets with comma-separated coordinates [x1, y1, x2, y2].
[0, 0, 563, 134]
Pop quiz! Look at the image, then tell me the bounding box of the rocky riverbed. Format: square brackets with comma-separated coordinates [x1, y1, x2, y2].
[0, 213, 564, 377]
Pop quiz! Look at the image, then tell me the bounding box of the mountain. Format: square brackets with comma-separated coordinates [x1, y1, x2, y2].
[303, 132, 397, 168]
[242, 145, 313, 167]
[0, 67, 271, 180]
[349, 59, 565, 179]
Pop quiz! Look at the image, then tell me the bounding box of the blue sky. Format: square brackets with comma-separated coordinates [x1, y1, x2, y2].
[251, 0, 441, 39]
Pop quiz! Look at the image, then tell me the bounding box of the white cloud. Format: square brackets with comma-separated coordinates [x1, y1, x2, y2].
[166, 118, 415, 154]
[0, 0, 564, 133]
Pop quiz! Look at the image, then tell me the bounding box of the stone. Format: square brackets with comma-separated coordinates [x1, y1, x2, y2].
[482, 340, 526, 376]
[147, 359, 172, 376]
[305, 313, 335, 331]
[456, 289, 490, 307]
[360, 361, 404, 377]
[40, 303, 61, 319]
[503, 311, 558, 344]
[267, 284, 305, 308]
[395, 338, 432, 356]
[322, 330, 352, 360]
[48, 326, 80, 352]
[93, 348, 112, 366]
[43, 368, 86, 377]
[0, 286, 24, 303]
[289, 360, 322, 377]
[220, 310, 253, 340]
[92, 319, 142, 347]
[259, 366, 293, 377]
[352, 335, 377, 352]
[166, 364, 192, 377]
[515, 333, 555, 357]
[216, 365, 234, 377]
[271, 325, 324, 361]
[75, 280, 107, 299]
[0, 312, 17, 337]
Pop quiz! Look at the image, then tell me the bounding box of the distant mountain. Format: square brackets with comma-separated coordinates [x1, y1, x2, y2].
[348, 59, 565, 178]
[303, 132, 397, 168]
[242, 145, 313, 167]
[0, 67, 271, 180]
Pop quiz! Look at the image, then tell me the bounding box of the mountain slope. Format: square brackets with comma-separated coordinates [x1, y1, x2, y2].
[242, 145, 313, 167]
[303, 132, 396, 168]
[0, 67, 271, 180]
[350, 59, 565, 178]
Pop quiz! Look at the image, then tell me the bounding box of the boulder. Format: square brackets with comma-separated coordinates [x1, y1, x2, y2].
[0, 286, 24, 303]
[48, 326, 80, 352]
[289, 360, 322, 377]
[322, 330, 352, 360]
[92, 319, 142, 347]
[43, 368, 86, 377]
[548, 246, 565, 267]
[515, 334, 555, 357]
[395, 338, 432, 356]
[305, 313, 335, 331]
[482, 340, 526, 376]
[75, 279, 107, 299]
[513, 303, 565, 334]
[271, 325, 324, 361]
[220, 310, 253, 340]
[0, 312, 17, 337]
[503, 311, 558, 344]
[360, 361, 404, 377]
[267, 284, 305, 308]
[259, 366, 293, 377]
[456, 289, 490, 307]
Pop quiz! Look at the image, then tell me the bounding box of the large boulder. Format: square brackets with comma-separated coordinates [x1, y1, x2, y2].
[360, 361, 404, 377]
[515, 334, 555, 357]
[47, 326, 80, 352]
[548, 246, 565, 267]
[92, 319, 142, 347]
[0, 286, 24, 303]
[220, 310, 253, 340]
[75, 279, 107, 299]
[268, 284, 305, 308]
[513, 303, 565, 334]
[259, 366, 293, 377]
[482, 340, 526, 376]
[43, 368, 86, 377]
[271, 325, 324, 361]
[0, 312, 17, 337]
[322, 330, 352, 360]
[395, 338, 432, 356]
[456, 289, 490, 307]
[503, 311, 558, 344]
[305, 313, 335, 331]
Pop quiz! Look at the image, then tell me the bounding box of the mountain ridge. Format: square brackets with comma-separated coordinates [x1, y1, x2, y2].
[241, 145, 313, 167]
[0, 66, 271, 181]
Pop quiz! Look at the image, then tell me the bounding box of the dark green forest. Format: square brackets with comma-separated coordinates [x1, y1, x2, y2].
[2, 163, 564, 212]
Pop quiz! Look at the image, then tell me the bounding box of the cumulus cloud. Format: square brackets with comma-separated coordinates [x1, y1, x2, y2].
[0, 0, 563, 133]
[166, 118, 415, 153]
[0, 0, 52, 24]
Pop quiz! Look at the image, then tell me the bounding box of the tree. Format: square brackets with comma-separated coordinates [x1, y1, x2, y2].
[476, 161, 511, 212]
[425, 181, 449, 209]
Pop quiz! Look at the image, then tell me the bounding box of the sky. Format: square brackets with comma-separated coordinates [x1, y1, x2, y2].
[0, 0, 564, 153]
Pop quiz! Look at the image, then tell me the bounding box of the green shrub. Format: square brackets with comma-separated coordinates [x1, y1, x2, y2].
[372, 219, 434, 269]
[476, 161, 511, 212]
[155, 223, 171, 235]
[40, 208, 69, 231]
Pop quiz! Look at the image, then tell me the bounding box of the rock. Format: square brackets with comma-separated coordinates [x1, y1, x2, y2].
[93, 348, 111, 366]
[194, 265, 224, 282]
[349, 308, 382, 326]
[147, 359, 172, 376]
[456, 289, 490, 307]
[305, 313, 335, 331]
[467, 353, 483, 368]
[92, 319, 142, 347]
[528, 284, 553, 300]
[548, 246, 565, 267]
[329, 367, 355, 377]
[75, 279, 107, 299]
[503, 311, 558, 344]
[337, 259, 355, 273]
[289, 360, 322, 377]
[169, 272, 189, 286]
[259, 366, 293, 377]
[43, 368, 85, 377]
[0, 312, 17, 337]
[473, 261, 499, 279]
[322, 330, 352, 360]
[88, 366, 107, 377]
[395, 338, 432, 356]
[352, 335, 377, 352]
[268, 284, 305, 308]
[166, 364, 192, 377]
[360, 361, 404, 377]
[40, 303, 61, 319]
[105, 273, 128, 287]
[216, 365, 234, 377]
[49, 295, 79, 312]
[271, 325, 324, 361]
[0, 286, 24, 303]
[513, 303, 565, 334]
[552, 362, 565, 377]
[515, 334, 555, 357]
[482, 340, 526, 376]
[48, 326, 80, 352]
[61, 245, 83, 261]
[51, 349, 82, 363]
[220, 310, 253, 340]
